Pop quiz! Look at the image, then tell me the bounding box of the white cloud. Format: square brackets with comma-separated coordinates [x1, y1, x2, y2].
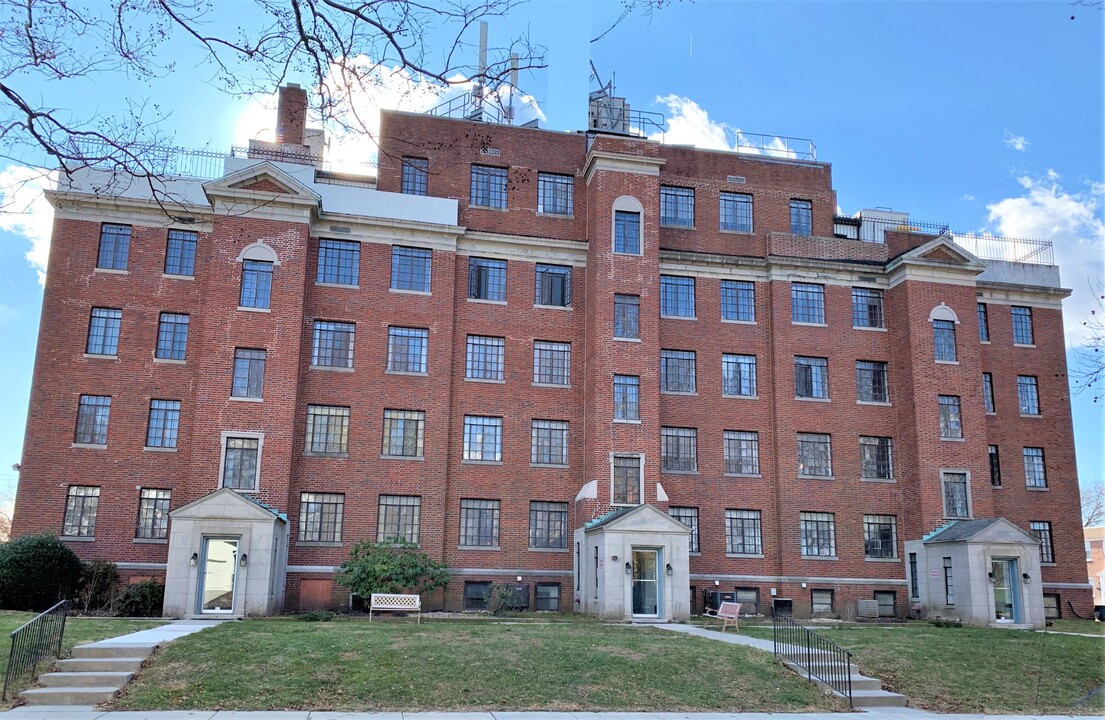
[0, 165, 55, 285]
[649, 95, 806, 159]
[1003, 129, 1030, 152]
[985, 171, 1105, 345]
[961, 194, 976, 202]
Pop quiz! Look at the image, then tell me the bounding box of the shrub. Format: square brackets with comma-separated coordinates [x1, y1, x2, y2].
[0, 534, 83, 611]
[486, 583, 523, 615]
[78, 560, 121, 613]
[929, 617, 963, 628]
[337, 540, 450, 598]
[116, 579, 164, 617]
[298, 610, 337, 622]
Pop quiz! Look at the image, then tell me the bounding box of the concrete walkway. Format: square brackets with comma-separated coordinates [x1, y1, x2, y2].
[86, 619, 227, 647]
[2, 709, 1093, 719]
[655, 623, 774, 651]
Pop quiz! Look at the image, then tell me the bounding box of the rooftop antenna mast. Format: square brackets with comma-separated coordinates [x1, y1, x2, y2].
[470, 22, 489, 121]
[503, 53, 519, 125]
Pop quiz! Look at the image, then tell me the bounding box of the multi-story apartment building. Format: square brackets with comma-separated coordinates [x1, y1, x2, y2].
[12, 85, 1092, 626]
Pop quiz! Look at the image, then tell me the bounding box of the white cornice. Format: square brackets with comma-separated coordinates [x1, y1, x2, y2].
[311, 213, 463, 252]
[459, 231, 589, 266]
[584, 150, 666, 184]
[46, 189, 214, 232]
[976, 281, 1070, 308]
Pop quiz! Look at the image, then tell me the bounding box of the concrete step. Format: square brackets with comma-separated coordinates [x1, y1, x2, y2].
[54, 657, 144, 673]
[19, 686, 120, 705]
[69, 643, 153, 660]
[847, 688, 909, 707]
[37, 671, 133, 688]
[782, 658, 861, 676]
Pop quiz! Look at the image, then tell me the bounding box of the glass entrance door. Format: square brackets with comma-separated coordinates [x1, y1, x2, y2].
[199, 538, 238, 614]
[631, 549, 658, 617]
[992, 558, 1019, 622]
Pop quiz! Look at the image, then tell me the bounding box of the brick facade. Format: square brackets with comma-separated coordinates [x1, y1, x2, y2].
[12, 100, 1092, 620]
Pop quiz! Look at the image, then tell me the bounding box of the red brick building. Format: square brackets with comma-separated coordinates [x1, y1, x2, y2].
[12, 85, 1092, 624]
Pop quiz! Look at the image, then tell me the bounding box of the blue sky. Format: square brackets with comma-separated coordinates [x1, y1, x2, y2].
[0, 1, 1102, 515]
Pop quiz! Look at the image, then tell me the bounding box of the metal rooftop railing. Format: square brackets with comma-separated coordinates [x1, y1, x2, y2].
[833, 215, 1055, 265]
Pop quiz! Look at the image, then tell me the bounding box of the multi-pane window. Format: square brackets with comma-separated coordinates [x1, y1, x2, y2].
[989, 445, 1002, 486]
[863, 514, 898, 559]
[377, 495, 421, 544]
[74, 395, 111, 445]
[797, 433, 833, 477]
[382, 409, 425, 457]
[791, 283, 825, 324]
[531, 420, 569, 466]
[909, 553, 920, 598]
[724, 430, 760, 475]
[614, 211, 640, 253]
[660, 186, 694, 227]
[661, 427, 697, 472]
[938, 395, 962, 439]
[470, 165, 507, 209]
[529, 501, 568, 549]
[860, 436, 893, 480]
[97, 224, 131, 270]
[465, 335, 505, 381]
[811, 590, 834, 614]
[660, 275, 696, 318]
[856, 361, 889, 403]
[735, 588, 760, 615]
[799, 511, 836, 557]
[86, 308, 122, 356]
[463, 416, 502, 462]
[305, 405, 350, 454]
[790, 199, 813, 236]
[725, 509, 763, 555]
[851, 288, 884, 328]
[468, 257, 506, 302]
[1031, 521, 1055, 563]
[391, 246, 431, 292]
[317, 239, 360, 286]
[536, 583, 561, 611]
[537, 173, 574, 215]
[535, 264, 571, 306]
[387, 327, 428, 374]
[533, 341, 570, 386]
[614, 295, 640, 339]
[1043, 593, 1060, 620]
[155, 313, 190, 361]
[222, 437, 260, 490]
[401, 157, 428, 196]
[795, 356, 829, 399]
[1012, 306, 1034, 344]
[460, 499, 500, 547]
[977, 303, 990, 342]
[298, 493, 344, 543]
[1024, 447, 1047, 488]
[722, 354, 757, 397]
[63, 486, 100, 537]
[983, 372, 996, 413]
[668, 507, 699, 553]
[933, 320, 957, 362]
[231, 349, 266, 399]
[311, 321, 355, 369]
[613, 455, 641, 505]
[135, 488, 170, 540]
[942, 472, 969, 518]
[943, 557, 955, 605]
[720, 280, 755, 322]
[146, 400, 181, 449]
[1018, 375, 1040, 415]
[719, 192, 753, 233]
[240, 260, 273, 309]
[613, 375, 640, 421]
[164, 229, 197, 277]
[660, 350, 696, 393]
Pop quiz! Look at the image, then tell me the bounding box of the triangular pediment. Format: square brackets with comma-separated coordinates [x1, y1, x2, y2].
[203, 162, 320, 202]
[925, 517, 1039, 546]
[898, 235, 984, 267]
[585, 504, 691, 535]
[170, 487, 286, 523]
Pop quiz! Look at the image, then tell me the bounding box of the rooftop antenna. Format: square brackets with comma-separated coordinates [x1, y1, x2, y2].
[503, 52, 519, 124]
[470, 22, 489, 120]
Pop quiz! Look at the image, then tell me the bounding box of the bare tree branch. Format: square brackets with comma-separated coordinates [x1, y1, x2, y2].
[1072, 279, 1105, 404]
[1083, 478, 1105, 527]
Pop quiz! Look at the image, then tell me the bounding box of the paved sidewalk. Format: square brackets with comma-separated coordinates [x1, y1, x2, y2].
[1, 709, 1092, 719]
[83, 619, 227, 648]
[654, 623, 773, 651]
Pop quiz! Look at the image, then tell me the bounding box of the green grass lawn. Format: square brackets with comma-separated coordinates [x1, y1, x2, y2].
[739, 622, 1105, 714]
[0, 611, 165, 703]
[113, 619, 843, 712]
[1046, 619, 1105, 635]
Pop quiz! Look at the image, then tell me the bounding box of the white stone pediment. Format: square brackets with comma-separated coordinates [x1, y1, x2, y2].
[898, 235, 985, 268]
[170, 487, 285, 524]
[587, 504, 690, 535]
[203, 162, 321, 205]
[926, 517, 1039, 546]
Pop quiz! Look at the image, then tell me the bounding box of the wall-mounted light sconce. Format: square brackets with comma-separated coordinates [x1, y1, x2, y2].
[239, 553, 248, 567]
[516, 575, 522, 582]
[987, 571, 995, 583]
[190, 552, 199, 566]
[612, 555, 618, 562]
[665, 563, 673, 576]
[624, 561, 632, 575]
[714, 579, 720, 586]
[1021, 572, 1030, 583]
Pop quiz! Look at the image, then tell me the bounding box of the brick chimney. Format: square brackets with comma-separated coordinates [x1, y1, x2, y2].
[276, 84, 308, 146]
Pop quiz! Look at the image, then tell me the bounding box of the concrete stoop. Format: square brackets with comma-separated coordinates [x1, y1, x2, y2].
[18, 643, 153, 706]
[781, 658, 907, 708]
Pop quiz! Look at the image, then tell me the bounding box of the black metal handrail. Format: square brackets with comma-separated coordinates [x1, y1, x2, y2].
[2, 600, 69, 700]
[773, 613, 853, 707]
